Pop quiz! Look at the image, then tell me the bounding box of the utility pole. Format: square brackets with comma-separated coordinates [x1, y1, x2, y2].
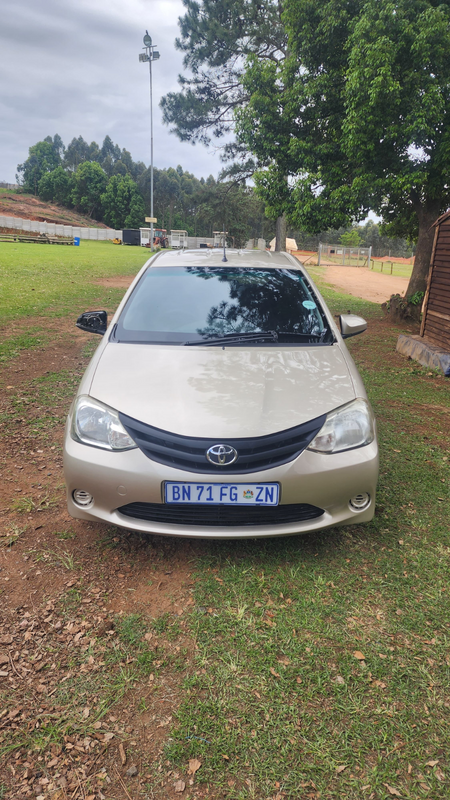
[139, 31, 160, 251]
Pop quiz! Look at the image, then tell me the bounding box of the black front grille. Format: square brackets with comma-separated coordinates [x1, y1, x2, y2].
[117, 502, 324, 527]
[119, 412, 326, 474]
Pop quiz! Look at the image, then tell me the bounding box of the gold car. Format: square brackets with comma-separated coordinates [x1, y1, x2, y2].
[64, 249, 378, 538]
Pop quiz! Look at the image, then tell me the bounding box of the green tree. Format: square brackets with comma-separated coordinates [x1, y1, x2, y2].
[101, 175, 145, 229]
[340, 229, 361, 247]
[238, 0, 450, 300]
[71, 161, 107, 218]
[16, 139, 62, 194]
[38, 166, 74, 206]
[44, 134, 65, 160]
[161, 0, 286, 145]
[64, 136, 92, 171]
[161, 0, 288, 246]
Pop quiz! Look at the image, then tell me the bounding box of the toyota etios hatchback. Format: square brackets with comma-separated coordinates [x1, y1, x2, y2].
[64, 248, 378, 539]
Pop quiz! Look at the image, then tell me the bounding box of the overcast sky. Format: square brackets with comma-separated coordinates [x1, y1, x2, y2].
[0, 0, 226, 184]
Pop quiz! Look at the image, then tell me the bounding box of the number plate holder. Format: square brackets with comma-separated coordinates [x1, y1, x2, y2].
[164, 482, 279, 506]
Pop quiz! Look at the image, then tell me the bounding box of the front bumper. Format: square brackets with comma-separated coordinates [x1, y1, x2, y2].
[63, 422, 379, 539]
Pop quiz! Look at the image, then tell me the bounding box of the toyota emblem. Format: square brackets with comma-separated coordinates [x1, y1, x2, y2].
[206, 444, 238, 466]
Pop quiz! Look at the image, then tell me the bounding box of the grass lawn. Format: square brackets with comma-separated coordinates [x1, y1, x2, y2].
[0, 239, 147, 365]
[0, 239, 146, 323]
[164, 284, 450, 799]
[370, 261, 414, 279]
[0, 252, 449, 800]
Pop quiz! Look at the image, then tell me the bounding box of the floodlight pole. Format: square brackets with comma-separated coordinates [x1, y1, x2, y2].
[140, 32, 160, 251]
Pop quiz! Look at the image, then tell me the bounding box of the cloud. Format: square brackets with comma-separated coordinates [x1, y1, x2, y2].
[0, 0, 226, 182]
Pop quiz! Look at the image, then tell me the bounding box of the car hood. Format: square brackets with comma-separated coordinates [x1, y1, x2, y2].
[88, 343, 356, 438]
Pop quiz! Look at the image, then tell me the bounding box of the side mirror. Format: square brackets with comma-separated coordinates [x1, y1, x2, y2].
[76, 310, 107, 335]
[339, 314, 367, 339]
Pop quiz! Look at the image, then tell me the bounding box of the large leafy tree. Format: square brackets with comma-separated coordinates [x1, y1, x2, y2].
[71, 162, 107, 218]
[64, 136, 93, 171]
[38, 166, 74, 207]
[16, 139, 62, 194]
[101, 175, 145, 229]
[238, 0, 450, 299]
[161, 0, 286, 146]
[161, 0, 288, 247]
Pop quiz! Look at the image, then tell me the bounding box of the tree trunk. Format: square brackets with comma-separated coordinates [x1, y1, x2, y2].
[275, 213, 286, 252]
[406, 202, 441, 298]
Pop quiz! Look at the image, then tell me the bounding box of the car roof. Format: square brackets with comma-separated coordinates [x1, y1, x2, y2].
[146, 248, 302, 270]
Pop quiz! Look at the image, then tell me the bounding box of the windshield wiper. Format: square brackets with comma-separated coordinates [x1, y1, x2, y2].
[276, 330, 330, 340]
[184, 330, 279, 346]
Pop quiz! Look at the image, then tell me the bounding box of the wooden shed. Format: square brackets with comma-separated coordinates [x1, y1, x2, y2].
[420, 209, 450, 349]
[396, 210, 450, 375]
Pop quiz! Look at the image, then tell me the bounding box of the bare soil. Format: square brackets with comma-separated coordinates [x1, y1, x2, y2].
[322, 265, 409, 304]
[0, 316, 206, 800]
[0, 192, 107, 228]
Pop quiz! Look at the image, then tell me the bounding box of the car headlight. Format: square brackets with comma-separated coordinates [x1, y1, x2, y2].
[71, 396, 137, 451]
[307, 398, 375, 454]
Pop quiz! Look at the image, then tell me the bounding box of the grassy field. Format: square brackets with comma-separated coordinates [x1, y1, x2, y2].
[370, 261, 413, 278]
[165, 283, 450, 799]
[0, 239, 147, 365]
[310, 253, 413, 278]
[0, 248, 449, 800]
[0, 239, 146, 323]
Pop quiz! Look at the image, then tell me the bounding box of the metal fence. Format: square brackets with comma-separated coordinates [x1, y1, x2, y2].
[318, 243, 372, 267]
[0, 214, 122, 240]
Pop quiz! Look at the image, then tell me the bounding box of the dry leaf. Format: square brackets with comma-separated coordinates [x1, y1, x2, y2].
[384, 784, 401, 797]
[222, 754, 230, 760]
[188, 758, 201, 775]
[336, 765, 347, 774]
[353, 651, 366, 661]
[174, 780, 186, 793]
[425, 760, 438, 767]
[270, 667, 280, 678]
[278, 656, 290, 666]
[119, 743, 127, 765]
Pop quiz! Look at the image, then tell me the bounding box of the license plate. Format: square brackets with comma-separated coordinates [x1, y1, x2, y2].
[165, 482, 279, 506]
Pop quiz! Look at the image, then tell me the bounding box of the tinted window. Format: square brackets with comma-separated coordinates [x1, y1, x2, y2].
[114, 266, 333, 345]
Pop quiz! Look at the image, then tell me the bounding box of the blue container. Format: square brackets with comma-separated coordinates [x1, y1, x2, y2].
[74, 237, 80, 246]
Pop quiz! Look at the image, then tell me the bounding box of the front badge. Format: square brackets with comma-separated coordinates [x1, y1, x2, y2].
[206, 444, 238, 466]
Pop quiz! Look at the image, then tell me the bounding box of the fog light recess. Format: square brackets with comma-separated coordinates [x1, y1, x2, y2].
[349, 493, 370, 511]
[73, 489, 94, 508]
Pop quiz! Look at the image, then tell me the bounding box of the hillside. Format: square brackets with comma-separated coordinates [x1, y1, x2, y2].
[0, 190, 107, 228]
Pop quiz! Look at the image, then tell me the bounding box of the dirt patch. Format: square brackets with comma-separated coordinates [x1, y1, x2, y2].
[0, 192, 107, 228]
[94, 276, 134, 289]
[0, 314, 208, 799]
[322, 265, 409, 303]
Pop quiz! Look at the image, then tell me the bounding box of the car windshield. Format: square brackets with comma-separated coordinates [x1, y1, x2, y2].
[113, 266, 334, 345]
